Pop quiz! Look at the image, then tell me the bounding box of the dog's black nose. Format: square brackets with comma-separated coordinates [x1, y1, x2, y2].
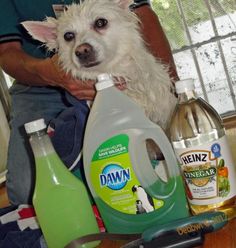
[75, 43, 96, 66]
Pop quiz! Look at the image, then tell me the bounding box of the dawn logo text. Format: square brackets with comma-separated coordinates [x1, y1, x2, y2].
[99, 164, 131, 190]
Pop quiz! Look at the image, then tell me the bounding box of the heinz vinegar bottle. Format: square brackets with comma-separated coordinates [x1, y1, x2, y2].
[169, 78, 236, 215]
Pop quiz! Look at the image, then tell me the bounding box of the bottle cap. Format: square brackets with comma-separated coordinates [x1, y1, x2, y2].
[96, 73, 114, 91]
[175, 78, 195, 94]
[24, 118, 46, 134]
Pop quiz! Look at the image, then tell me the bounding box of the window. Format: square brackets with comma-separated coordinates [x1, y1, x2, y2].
[152, 0, 236, 117]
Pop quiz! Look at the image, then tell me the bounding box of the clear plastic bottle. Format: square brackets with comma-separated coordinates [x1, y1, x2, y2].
[83, 74, 189, 233]
[169, 78, 236, 215]
[24, 119, 99, 248]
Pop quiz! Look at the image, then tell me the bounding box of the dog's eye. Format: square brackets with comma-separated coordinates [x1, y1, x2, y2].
[94, 18, 108, 29]
[64, 32, 75, 42]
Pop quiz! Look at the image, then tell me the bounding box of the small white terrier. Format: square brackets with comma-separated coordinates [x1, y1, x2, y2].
[22, 0, 176, 130]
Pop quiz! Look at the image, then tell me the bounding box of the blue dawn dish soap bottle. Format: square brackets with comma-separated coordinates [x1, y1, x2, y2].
[83, 73, 189, 234]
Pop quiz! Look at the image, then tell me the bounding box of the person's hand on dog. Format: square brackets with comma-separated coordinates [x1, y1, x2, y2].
[0, 42, 96, 100]
[0, 42, 125, 100]
[43, 54, 96, 100]
[46, 55, 126, 98]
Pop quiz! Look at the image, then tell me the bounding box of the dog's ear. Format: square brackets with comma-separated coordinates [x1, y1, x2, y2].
[112, 0, 132, 9]
[21, 17, 58, 50]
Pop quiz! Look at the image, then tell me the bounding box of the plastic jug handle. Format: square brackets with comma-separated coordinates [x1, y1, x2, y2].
[129, 126, 179, 198]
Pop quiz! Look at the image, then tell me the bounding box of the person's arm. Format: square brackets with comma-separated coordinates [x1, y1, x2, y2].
[0, 41, 96, 100]
[133, 4, 179, 81]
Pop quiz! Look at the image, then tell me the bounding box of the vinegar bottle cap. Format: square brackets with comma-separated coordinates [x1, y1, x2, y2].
[96, 73, 114, 91]
[24, 118, 46, 134]
[175, 78, 195, 94]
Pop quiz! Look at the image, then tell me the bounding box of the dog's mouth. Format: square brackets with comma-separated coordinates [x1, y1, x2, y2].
[82, 61, 101, 68]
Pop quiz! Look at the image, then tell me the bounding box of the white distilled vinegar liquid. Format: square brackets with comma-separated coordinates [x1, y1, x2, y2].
[170, 79, 236, 215]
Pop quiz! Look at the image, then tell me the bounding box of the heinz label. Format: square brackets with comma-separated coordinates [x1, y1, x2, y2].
[174, 136, 236, 205]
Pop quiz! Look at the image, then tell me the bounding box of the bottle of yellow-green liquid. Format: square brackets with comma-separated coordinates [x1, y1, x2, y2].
[24, 118, 99, 248]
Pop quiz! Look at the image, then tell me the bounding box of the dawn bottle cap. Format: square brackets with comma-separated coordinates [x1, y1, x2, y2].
[96, 73, 114, 91]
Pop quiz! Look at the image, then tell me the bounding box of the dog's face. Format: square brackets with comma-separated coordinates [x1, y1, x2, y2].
[22, 0, 139, 79]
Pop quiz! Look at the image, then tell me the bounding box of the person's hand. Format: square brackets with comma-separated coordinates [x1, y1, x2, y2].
[37, 54, 127, 99]
[39, 54, 96, 100]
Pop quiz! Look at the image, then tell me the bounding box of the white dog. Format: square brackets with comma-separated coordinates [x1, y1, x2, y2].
[22, 0, 176, 130]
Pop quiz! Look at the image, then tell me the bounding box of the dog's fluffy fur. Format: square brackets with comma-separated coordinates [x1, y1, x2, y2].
[22, 0, 176, 129]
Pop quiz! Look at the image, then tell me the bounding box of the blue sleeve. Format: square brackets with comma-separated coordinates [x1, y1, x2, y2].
[0, 0, 22, 43]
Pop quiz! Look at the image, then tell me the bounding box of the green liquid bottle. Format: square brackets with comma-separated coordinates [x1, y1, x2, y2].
[24, 119, 99, 248]
[83, 74, 189, 234]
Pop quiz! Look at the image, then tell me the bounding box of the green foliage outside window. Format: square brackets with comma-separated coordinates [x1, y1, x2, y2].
[151, 0, 236, 49]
